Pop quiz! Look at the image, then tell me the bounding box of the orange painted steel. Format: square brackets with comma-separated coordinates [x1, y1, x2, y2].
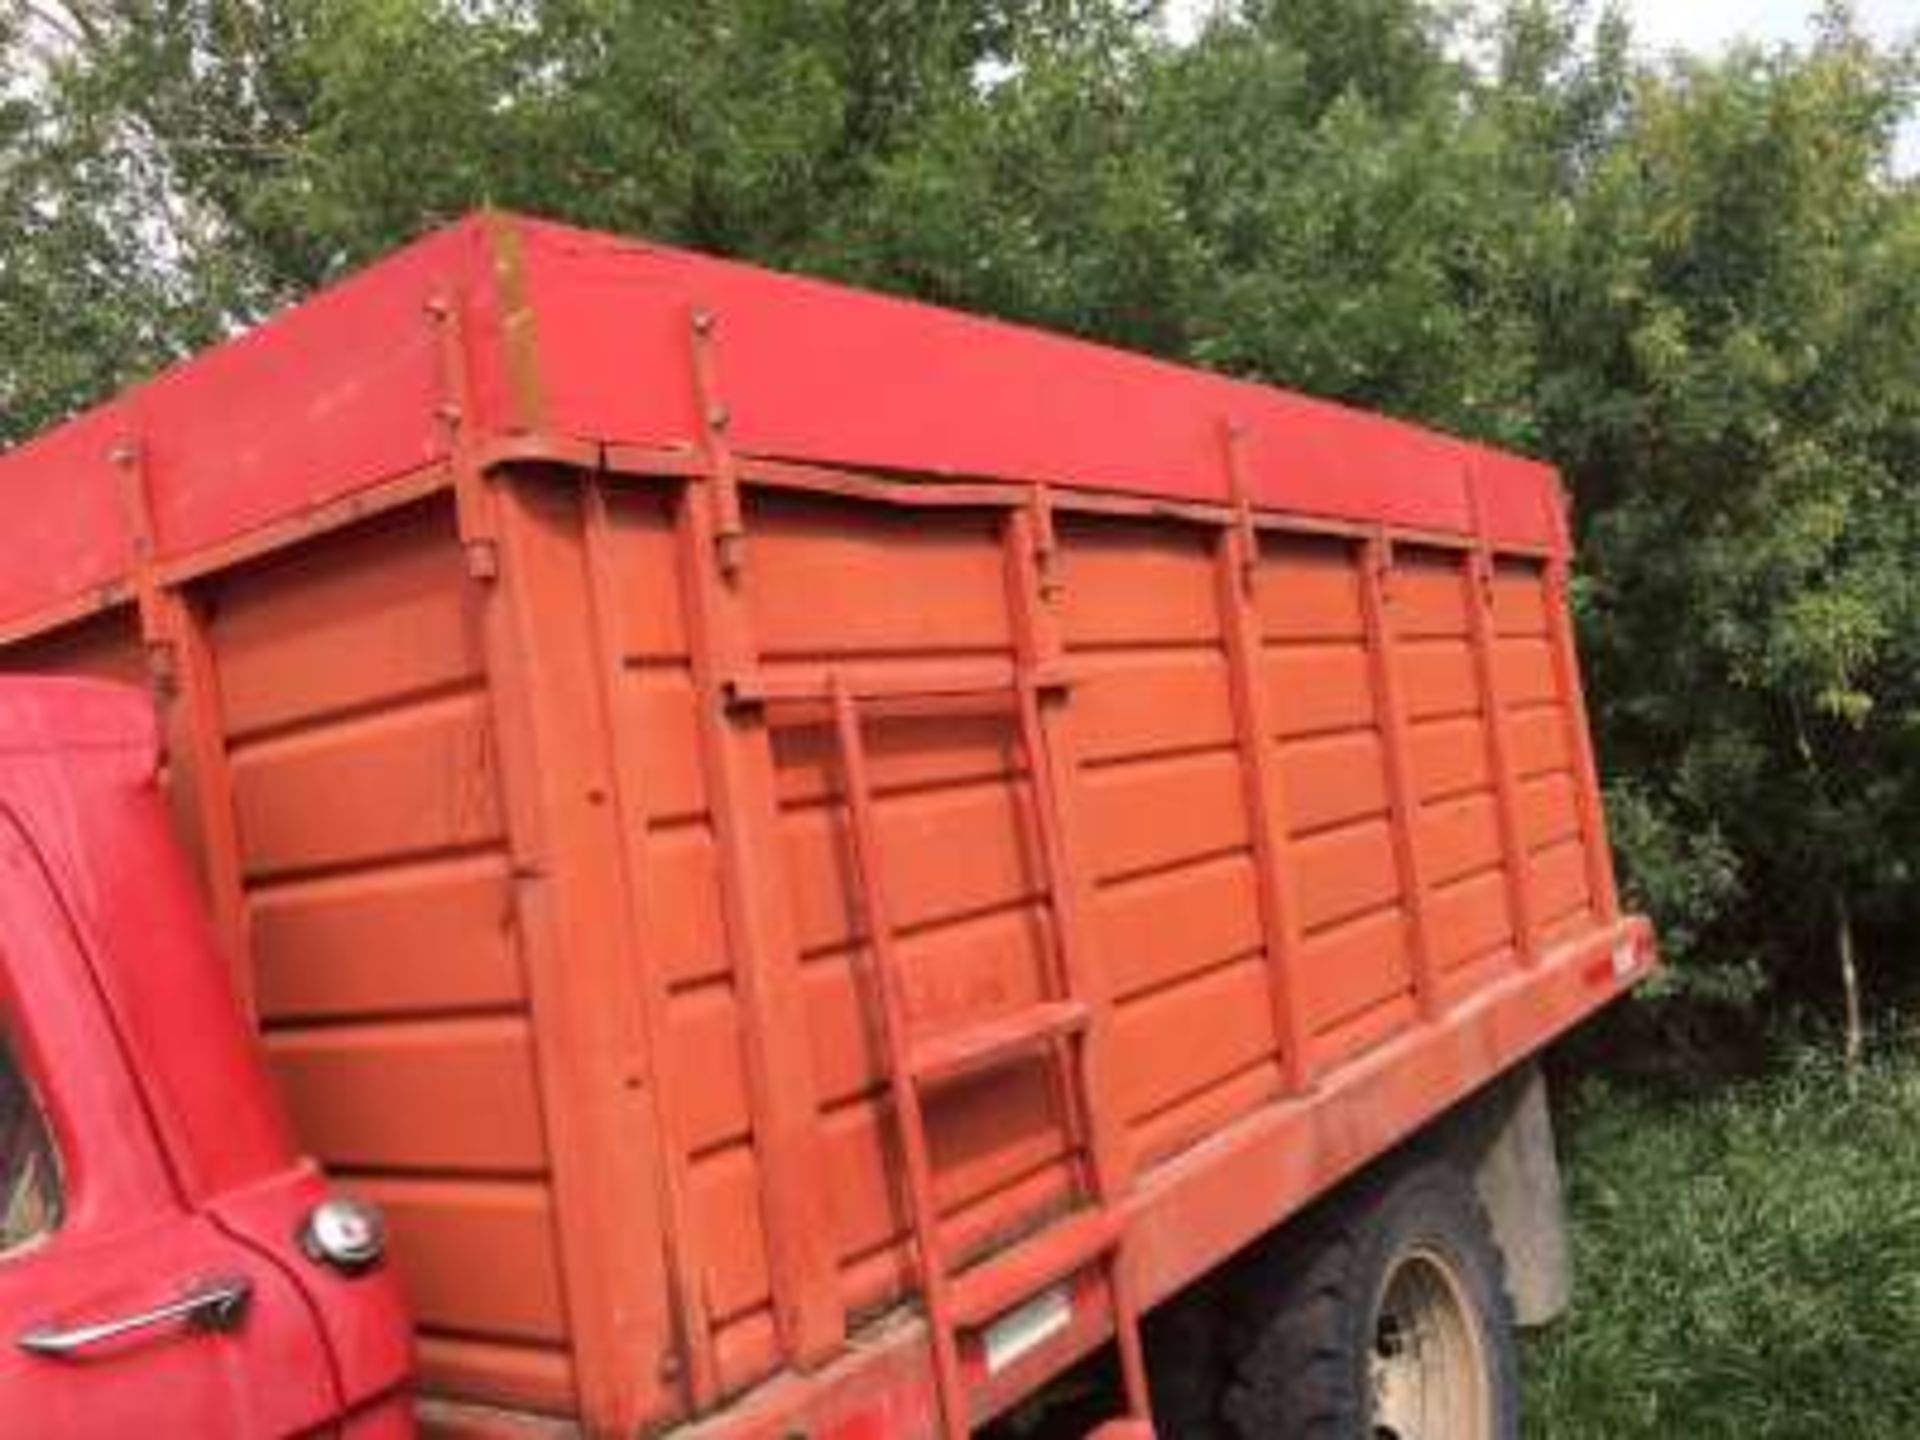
[579, 481, 722, 1410]
[677, 477, 844, 1374]
[1216, 429, 1313, 1096]
[827, 670, 972, 1432]
[834, 674, 1025, 1432]
[1464, 464, 1542, 969]
[110, 441, 254, 1006]
[1360, 531, 1443, 1023]
[0, 213, 1654, 1439]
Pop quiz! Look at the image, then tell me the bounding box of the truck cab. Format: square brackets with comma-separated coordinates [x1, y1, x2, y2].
[0, 677, 411, 1437]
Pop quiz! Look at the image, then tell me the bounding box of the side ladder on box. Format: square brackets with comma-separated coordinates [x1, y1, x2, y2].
[747, 662, 1153, 1440]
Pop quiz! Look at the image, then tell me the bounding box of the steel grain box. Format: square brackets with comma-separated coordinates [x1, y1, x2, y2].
[0, 213, 1651, 1438]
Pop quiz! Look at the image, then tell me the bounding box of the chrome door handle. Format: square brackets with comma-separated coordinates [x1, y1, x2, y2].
[18, 1276, 252, 1357]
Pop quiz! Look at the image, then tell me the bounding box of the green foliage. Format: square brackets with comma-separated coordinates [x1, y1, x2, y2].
[812, 10, 1204, 353]
[3, 0, 1918, 1035]
[1149, 9, 1552, 445]
[1526, 1049, 1920, 1436]
[1601, 780, 1743, 985]
[1561, 21, 1920, 1013]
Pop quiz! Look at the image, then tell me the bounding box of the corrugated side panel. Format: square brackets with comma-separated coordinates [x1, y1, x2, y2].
[1256, 533, 1422, 1071]
[0, 474, 1606, 1430]
[748, 491, 1073, 1333]
[0, 505, 577, 1410]
[1490, 557, 1599, 947]
[196, 500, 574, 1416]
[1056, 517, 1284, 1164]
[1386, 545, 1521, 1009]
[611, 484, 1078, 1398]
[594, 481, 792, 1396]
[620, 493, 1608, 1406]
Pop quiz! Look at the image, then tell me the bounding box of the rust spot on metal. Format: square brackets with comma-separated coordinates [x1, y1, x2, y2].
[483, 213, 550, 434]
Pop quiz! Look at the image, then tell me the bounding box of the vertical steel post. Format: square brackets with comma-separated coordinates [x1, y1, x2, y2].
[1359, 530, 1444, 1020]
[1214, 423, 1314, 1093]
[433, 291, 678, 1432]
[111, 440, 254, 1013]
[674, 310, 844, 1371]
[1463, 465, 1540, 966]
[1003, 499, 1135, 1189]
[1003, 498, 1153, 1425]
[580, 479, 722, 1408]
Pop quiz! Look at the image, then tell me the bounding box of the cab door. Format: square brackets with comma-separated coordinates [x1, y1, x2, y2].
[0, 810, 343, 1438]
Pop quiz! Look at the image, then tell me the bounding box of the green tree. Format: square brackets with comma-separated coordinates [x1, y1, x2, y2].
[0, 3, 239, 441]
[1547, 15, 1920, 1057]
[4, 0, 1919, 1054]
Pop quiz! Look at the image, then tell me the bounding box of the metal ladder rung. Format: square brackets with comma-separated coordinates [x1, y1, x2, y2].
[775, 688, 1020, 727]
[949, 1207, 1122, 1333]
[731, 661, 1073, 727]
[910, 1000, 1089, 1088]
[825, 663, 1149, 1436]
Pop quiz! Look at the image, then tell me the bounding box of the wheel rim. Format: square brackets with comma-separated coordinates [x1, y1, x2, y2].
[1367, 1244, 1492, 1440]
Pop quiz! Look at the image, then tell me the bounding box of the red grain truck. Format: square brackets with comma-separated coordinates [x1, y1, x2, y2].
[0, 213, 1653, 1439]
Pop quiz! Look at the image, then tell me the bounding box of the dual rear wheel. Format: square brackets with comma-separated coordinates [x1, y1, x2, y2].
[1368, 1242, 1500, 1439]
[1155, 1161, 1520, 1440]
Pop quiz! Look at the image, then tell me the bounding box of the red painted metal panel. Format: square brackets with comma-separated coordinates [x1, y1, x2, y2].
[0, 220, 501, 626]
[0, 405, 132, 620]
[0, 211, 1565, 632]
[513, 217, 1557, 543]
[134, 223, 482, 559]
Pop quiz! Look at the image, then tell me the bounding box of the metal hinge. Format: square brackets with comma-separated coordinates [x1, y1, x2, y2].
[1221, 420, 1260, 596]
[690, 307, 746, 581]
[1371, 526, 1397, 604]
[427, 291, 505, 586]
[1029, 481, 1063, 601]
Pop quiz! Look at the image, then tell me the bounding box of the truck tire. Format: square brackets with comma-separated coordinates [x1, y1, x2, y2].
[1219, 1161, 1519, 1440]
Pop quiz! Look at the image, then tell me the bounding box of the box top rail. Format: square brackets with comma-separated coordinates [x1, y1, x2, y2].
[0, 211, 1566, 625]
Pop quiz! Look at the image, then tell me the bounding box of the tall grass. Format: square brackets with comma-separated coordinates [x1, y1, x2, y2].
[1526, 1048, 1920, 1438]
